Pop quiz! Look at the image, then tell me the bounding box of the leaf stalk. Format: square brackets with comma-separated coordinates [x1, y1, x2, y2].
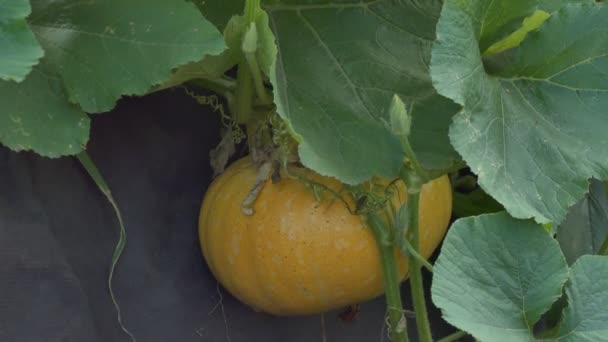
[366, 214, 409, 342]
[406, 192, 433, 342]
[436, 330, 468, 342]
[242, 23, 273, 105]
[398, 124, 433, 342]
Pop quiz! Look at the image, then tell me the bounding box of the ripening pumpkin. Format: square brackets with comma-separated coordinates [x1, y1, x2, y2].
[198, 156, 452, 316]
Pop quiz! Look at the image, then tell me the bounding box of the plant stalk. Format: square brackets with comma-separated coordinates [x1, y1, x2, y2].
[236, 0, 270, 155]
[407, 193, 433, 342]
[403, 240, 434, 272]
[437, 330, 467, 342]
[235, 62, 254, 125]
[399, 131, 433, 342]
[245, 0, 260, 21]
[234, 0, 261, 125]
[401, 138, 429, 183]
[367, 215, 409, 342]
[245, 52, 272, 105]
[187, 78, 236, 98]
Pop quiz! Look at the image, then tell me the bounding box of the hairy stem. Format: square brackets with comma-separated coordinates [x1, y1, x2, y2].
[407, 193, 433, 342]
[235, 63, 254, 125]
[367, 214, 409, 342]
[437, 330, 468, 342]
[396, 127, 434, 342]
[401, 138, 429, 183]
[245, 0, 260, 21]
[403, 240, 434, 272]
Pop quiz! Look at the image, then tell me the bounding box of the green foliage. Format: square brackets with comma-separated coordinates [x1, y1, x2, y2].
[265, 0, 460, 184]
[29, 0, 224, 113]
[433, 212, 608, 342]
[432, 212, 569, 341]
[0, 70, 89, 156]
[0, 0, 43, 82]
[557, 179, 608, 265]
[193, 0, 244, 30]
[0, 0, 225, 157]
[557, 256, 608, 341]
[537, 0, 595, 13]
[4, 1, 608, 341]
[432, 1, 608, 224]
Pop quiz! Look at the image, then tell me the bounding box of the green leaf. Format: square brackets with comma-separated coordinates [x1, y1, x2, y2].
[28, 0, 225, 113]
[432, 2, 608, 224]
[164, 4, 276, 92]
[0, 0, 44, 82]
[537, 0, 595, 13]
[1, 0, 226, 157]
[158, 16, 245, 90]
[557, 179, 608, 265]
[0, 69, 89, 156]
[432, 212, 569, 342]
[193, 0, 245, 30]
[266, 0, 460, 184]
[409, 93, 463, 174]
[557, 255, 608, 342]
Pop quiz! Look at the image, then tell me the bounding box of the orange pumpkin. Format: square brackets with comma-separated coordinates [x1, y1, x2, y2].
[198, 157, 452, 316]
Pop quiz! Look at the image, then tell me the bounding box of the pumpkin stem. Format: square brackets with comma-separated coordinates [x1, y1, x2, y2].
[241, 161, 273, 215]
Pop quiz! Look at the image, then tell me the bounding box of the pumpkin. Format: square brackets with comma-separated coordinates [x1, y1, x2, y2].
[198, 157, 452, 316]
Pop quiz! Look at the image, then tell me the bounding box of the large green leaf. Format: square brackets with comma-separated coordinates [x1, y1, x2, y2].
[158, 14, 247, 91]
[432, 2, 608, 223]
[265, 0, 460, 184]
[557, 179, 608, 265]
[537, 0, 593, 13]
[177, 1, 277, 78]
[557, 255, 608, 341]
[193, 0, 244, 30]
[408, 93, 463, 174]
[28, 0, 225, 113]
[432, 212, 568, 342]
[0, 0, 44, 82]
[0, 0, 225, 157]
[167, 4, 277, 87]
[0, 69, 89, 156]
